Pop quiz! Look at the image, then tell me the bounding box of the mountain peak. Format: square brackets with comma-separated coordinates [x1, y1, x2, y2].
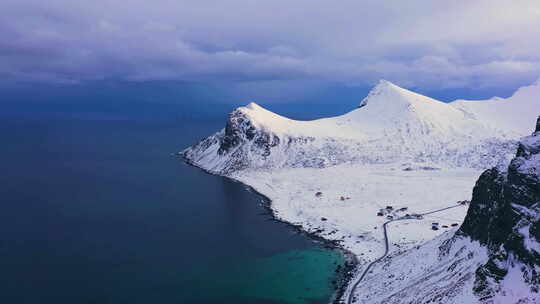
[240, 102, 280, 118]
[357, 79, 445, 113]
[359, 80, 422, 108]
[372, 79, 406, 93]
[235, 101, 295, 133]
[359, 80, 399, 107]
[376, 79, 399, 88]
[245, 101, 262, 110]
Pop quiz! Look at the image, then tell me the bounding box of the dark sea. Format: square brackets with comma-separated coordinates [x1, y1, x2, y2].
[0, 118, 344, 304]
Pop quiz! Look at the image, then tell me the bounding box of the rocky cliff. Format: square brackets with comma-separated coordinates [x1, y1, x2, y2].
[458, 116, 540, 300]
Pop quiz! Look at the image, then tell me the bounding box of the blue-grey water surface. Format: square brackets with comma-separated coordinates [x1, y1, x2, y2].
[0, 118, 343, 304]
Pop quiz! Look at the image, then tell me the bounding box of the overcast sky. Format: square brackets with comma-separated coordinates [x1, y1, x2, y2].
[2, 0, 540, 106]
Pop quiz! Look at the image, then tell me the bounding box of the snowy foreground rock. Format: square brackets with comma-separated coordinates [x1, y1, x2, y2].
[181, 80, 540, 303]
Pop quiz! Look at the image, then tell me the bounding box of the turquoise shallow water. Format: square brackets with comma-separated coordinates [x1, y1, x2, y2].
[187, 249, 344, 304]
[0, 118, 344, 304]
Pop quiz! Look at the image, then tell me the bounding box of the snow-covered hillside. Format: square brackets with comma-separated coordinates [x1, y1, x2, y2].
[231, 164, 479, 261]
[182, 80, 538, 175]
[351, 117, 540, 304]
[452, 79, 540, 135]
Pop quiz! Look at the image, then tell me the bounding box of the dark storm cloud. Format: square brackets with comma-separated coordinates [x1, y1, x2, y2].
[2, 0, 540, 90]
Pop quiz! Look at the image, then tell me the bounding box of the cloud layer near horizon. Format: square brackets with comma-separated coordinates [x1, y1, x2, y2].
[2, 0, 540, 91]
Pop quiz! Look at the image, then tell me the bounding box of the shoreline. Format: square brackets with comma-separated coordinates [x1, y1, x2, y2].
[179, 155, 359, 304]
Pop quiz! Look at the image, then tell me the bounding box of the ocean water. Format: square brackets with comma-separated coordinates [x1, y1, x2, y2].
[0, 118, 343, 304]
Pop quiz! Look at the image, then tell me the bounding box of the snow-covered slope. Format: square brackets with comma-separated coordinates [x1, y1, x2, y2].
[182, 80, 538, 174]
[352, 118, 540, 304]
[452, 80, 540, 135]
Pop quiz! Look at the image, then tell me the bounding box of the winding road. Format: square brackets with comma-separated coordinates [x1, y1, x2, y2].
[346, 204, 465, 304]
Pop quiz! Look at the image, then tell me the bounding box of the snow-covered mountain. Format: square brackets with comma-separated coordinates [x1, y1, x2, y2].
[182, 80, 538, 174]
[181, 81, 540, 303]
[352, 117, 540, 304]
[452, 79, 540, 135]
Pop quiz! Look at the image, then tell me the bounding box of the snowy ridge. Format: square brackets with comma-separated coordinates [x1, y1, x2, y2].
[182, 80, 539, 174]
[452, 80, 540, 135]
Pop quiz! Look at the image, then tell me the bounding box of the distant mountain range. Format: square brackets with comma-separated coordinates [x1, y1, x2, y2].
[182, 80, 539, 174]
